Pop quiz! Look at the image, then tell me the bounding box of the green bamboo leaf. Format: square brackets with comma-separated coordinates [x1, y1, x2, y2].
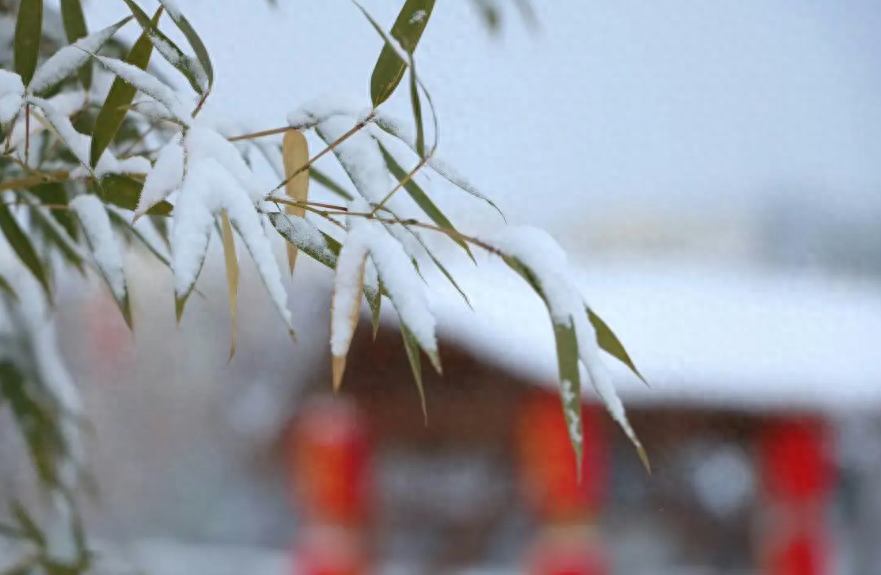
[14, 0, 43, 85]
[268, 212, 341, 270]
[59, 0, 91, 89]
[552, 319, 584, 477]
[363, 0, 435, 107]
[0, 202, 51, 302]
[310, 166, 354, 201]
[156, 0, 213, 91]
[97, 174, 172, 215]
[90, 8, 160, 168]
[11, 501, 44, 548]
[401, 323, 427, 423]
[379, 143, 472, 259]
[409, 65, 424, 157]
[120, 0, 208, 94]
[29, 182, 77, 239]
[0, 521, 22, 540]
[0, 275, 17, 302]
[587, 305, 648, 386]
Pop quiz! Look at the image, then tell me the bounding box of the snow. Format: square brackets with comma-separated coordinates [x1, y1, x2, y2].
[157, 0, 184, 21]
[270, 213, 338, 266]
[28, 18, 128, 95]
[70, 195, 127, 301]
[184, 124, 264, 202]
[409, 9, 428, 24]
[330, 225, 370, 357]
[286, 94, 365, 129]
[317, 115, 392, 204]
[94, 55, 192, 124]
[0, 70, 24, 124]
[146, 31, 209, 94]
[28, 96, 91, 165]
[171, 158, 292, 329]
[137, 136, 185, 217]
[379, 257, 881, 414]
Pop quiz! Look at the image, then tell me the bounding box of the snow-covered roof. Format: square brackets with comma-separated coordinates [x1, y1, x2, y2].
[386, 258, 881, 414]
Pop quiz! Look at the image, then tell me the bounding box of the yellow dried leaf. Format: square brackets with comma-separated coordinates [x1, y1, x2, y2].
[220, 210, 239, 361]
[282, 129, 310, 274]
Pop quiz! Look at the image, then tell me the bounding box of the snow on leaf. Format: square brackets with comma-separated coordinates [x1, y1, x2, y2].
[330, 224, 370, 390]
[70, 194, 131, 327]
[316, 115, 391, 204]
[0, 70, 25, 124]
[171, 158, 292, 330]
[171, 163, 214, 319]
[28, 96, 90, 165]
[348, 200, 439, 371]
[93, 55, 191, 124]
[184, 124, 263, 202]
[287, 94, 366, 130]
[268, 212, 340, 270]
[486, 225, 645, 470]
[135, 136, 184, 219]
[28, 17, 131, 96]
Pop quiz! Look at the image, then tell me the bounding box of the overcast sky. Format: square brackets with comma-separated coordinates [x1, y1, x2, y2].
[78, 0, 881, 227]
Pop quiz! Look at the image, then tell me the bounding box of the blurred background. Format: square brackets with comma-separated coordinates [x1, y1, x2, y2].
[2, 0, 881, 573]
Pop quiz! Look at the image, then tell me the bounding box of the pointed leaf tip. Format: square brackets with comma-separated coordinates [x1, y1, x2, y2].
[332, 355, 346, 392]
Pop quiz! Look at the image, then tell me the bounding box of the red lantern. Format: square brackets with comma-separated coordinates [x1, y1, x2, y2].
[758, 416, 834, 575]
[517, 390, 608, 522]
[287, 398, 372, 527]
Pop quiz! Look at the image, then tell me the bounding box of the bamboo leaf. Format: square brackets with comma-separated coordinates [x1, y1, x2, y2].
[98, 174, 173, 215]
[0, 275, 17, 302]
[401, 323, 427, 423]
[59, 0, 91, 89]
[120, 0, 208, 94]
[281, 130, 310, 274]
[22, 189, 86, 274]
[364, 0, 435, 107]
[365, 279, 382, 340]
[268, 212, 341, 270]
[11, 501, 44, 548]
[0, 202, 51, 302]
[587, 305, 648, 386]
[106, 206, 171, 270]
[408, 64, 424, 157]
[156, 0, 213, 91]
[552, 319, 584, 478]
[379, 142, 472, 259]
[220, 211, 239, 361]
[90, 8, 160, 168]
[14, 0, 43, 86]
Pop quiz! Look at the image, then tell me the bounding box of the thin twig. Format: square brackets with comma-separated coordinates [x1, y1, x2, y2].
[24, 104, 30, 167]
[228, 125, 295, 142]
[191, 89, 211, 119]
[0, 172, 70, 193]
[119, 124, 156, 158]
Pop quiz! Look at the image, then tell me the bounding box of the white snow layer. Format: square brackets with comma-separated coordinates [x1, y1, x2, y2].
[28, 19, 127, 95]
[331, 200, 437, 356]
[171, 158, 292, 328]
[330, 225, 370, 357]
[184, 124, 264, 202]
[317, 115, 392, 204]
[0, 70, 24, 124]
[271, 213, 337, 265]
[70, 195, 127, 301]
[95, 56, 192, 123]
[137, 136, 184, 216]
[286, 93, 366, 129]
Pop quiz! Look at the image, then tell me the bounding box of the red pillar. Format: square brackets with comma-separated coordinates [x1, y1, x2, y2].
[517, 389, 609, 575]
[286, 397, 373, 575]
[758, 416, 834, 575]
